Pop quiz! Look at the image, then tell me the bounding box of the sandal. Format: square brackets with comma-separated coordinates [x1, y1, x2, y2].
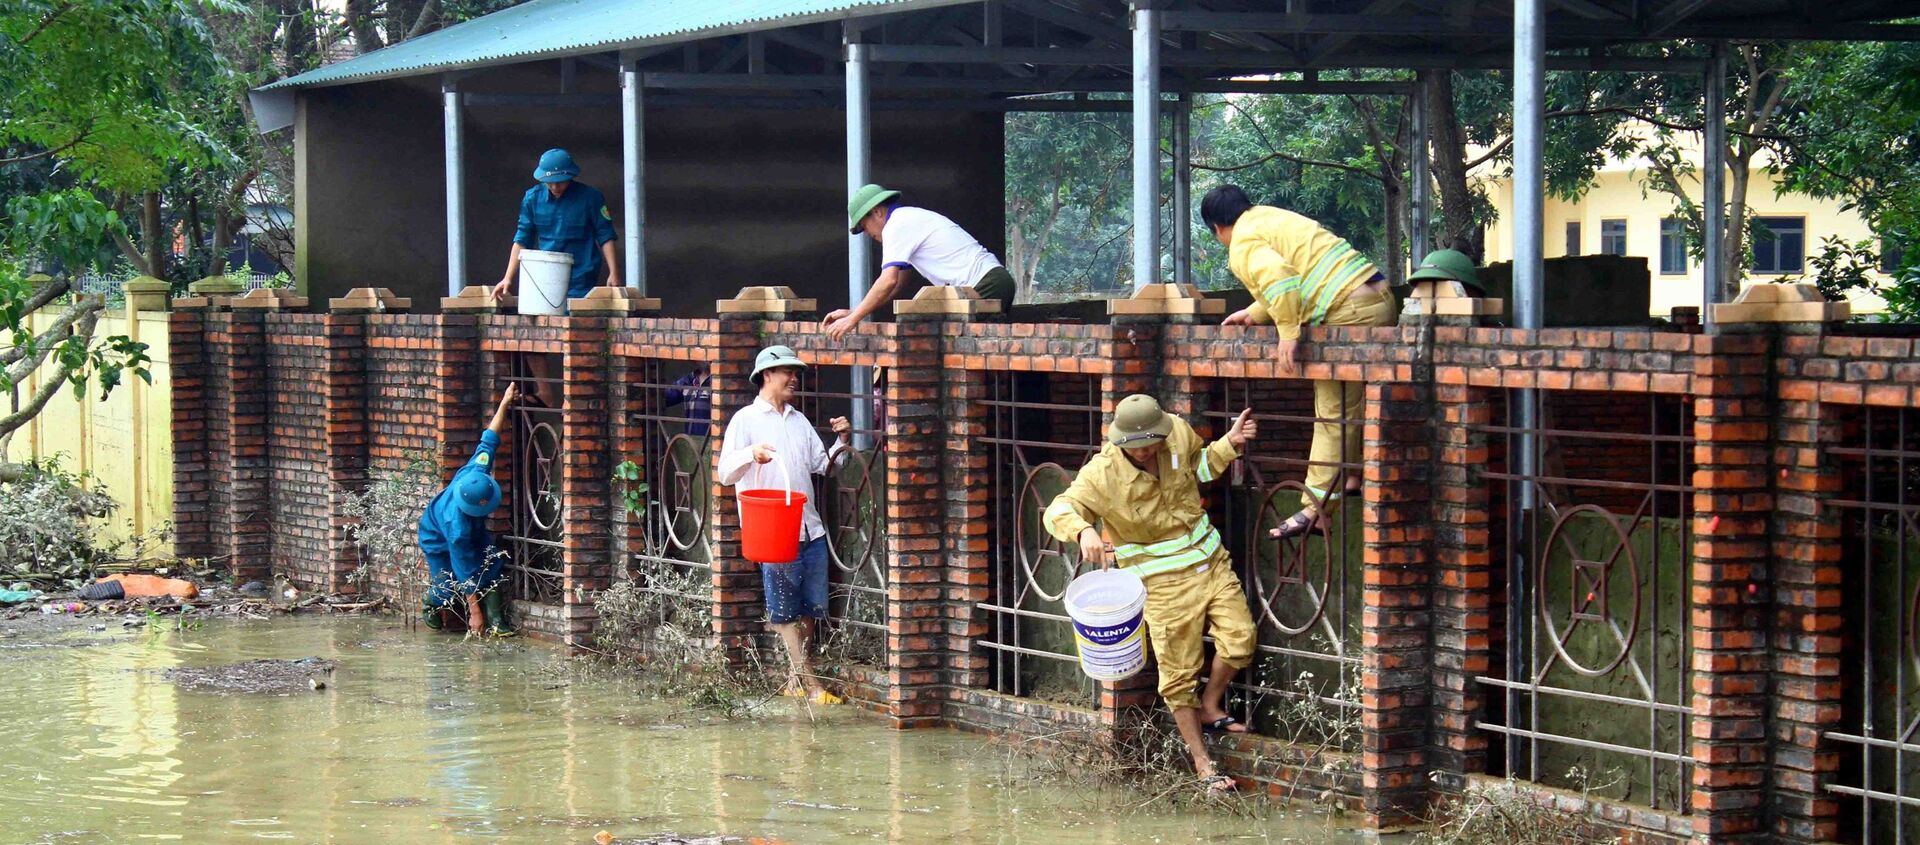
[1202, 715, 1247, 734]
[1200, 773, 1237, 794]
[1270, 509, 1326, 539]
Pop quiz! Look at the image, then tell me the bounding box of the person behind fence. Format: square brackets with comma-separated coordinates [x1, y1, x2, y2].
[1201, 183, 1398, 539]
[824, 184, 1017, 340]
[1042, 394, 1260, 794]
[663, 367, 711, 438]
[419, 383, 519, 637]
[718, 345, 853, 705]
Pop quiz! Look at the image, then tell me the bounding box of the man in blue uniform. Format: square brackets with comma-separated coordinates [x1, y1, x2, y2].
[420, 383, 519, 636]
[489, 148, 620, 305]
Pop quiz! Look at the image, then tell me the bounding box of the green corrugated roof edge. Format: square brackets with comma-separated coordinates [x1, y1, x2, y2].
[261, 0, 964, 90]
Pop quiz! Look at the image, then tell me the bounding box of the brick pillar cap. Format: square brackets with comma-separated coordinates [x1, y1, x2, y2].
[1711, 282, 1849, 324]
[1404, 280, 1504, 317]
[895, 284, 1003, 316]
[188, 275, 247, 295]
[442, 286, 507, 313]
[123, 277, 170, 315]
[25, 273, 54, 286]
[718, 286, 817, 316]
[568, 285, 661, 315]
[1106, 283, 1225, 317]
[228, 287, 309, 311]
[328, 287, 412, 313]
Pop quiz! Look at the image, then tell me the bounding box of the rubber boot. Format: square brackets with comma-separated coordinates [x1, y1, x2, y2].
[482, 591, 515, 637]
[421, 600, 443, 630]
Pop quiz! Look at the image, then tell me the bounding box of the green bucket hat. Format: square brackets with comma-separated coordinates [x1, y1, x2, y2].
[751, 345, 809, 385]
[1107, 394, 1174, 447]
[1406, 249, 1484, 294]
[847, 184, 902, 233]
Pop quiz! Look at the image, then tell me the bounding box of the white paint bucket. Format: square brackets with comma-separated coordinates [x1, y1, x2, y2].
[517, 249, 573, 316]
[1064, 568, 1148, 681]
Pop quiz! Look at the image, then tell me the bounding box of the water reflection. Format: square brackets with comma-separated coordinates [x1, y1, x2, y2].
[0, 617, 1368, 844]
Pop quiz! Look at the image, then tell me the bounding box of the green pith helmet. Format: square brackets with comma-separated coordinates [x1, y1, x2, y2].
[1406, 249, 1484, 293]
[751, 345, 809, 385]
[1108, 394, 1174, 447]
[847, 184, 902, 233]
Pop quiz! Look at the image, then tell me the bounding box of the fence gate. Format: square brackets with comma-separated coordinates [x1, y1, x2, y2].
[502, 355, 565, 606]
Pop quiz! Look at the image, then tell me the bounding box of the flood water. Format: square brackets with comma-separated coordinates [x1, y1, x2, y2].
[0, 616, 1371, 844]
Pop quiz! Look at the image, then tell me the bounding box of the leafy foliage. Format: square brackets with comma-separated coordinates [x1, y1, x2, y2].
[340, 452, 439, 590]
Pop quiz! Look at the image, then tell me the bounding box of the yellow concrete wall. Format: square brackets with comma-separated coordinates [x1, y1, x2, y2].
[4, 304, 173, 557]
[1479, 158, 1892, 317]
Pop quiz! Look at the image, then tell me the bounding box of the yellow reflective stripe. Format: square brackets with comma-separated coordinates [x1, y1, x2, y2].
[1301, 242, 1352, 293]
[1112, 516, 1214, 560]
[1121, 528, 1223, 577]
[1309, 253, 1375, 323]
[1196, 453, 1216, 483]
[1260, 276, 1302, 304]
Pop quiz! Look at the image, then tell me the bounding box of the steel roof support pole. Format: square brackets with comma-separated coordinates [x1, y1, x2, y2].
[1513, 0, 1544, 520]
[845, 29, 873, 439]
[1409, 74, 1431, 269]
[621, 54, 646, 292]
[1702, 42, 1728, 325]
[1172, 93, 1192, 285]
[1131, 2, 1162, 291]
[443, 77, 466, 296]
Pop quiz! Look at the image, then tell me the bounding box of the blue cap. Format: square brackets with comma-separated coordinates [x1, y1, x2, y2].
[533, 148, 579, 183]
[452, 472, 502, 517]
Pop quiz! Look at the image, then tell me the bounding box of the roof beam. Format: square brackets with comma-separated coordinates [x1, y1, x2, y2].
[1643, 0, 1714, 37]
[1004, 0, 1131, 47]
[1157, 10, 1920, 41]
[633, 71, 1410, 96]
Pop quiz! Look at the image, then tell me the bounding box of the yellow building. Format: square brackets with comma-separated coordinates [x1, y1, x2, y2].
[1477, 134, 1894, 317]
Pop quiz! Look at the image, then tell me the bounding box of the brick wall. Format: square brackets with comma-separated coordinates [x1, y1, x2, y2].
[168, 294, 1920, 845]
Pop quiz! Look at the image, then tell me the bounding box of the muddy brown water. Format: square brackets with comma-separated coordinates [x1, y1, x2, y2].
[0, 616, 1374, 844]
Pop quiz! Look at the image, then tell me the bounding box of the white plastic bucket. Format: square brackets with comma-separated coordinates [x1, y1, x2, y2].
[517, 249, 573, 316]
[1064, 568, 1148, 681]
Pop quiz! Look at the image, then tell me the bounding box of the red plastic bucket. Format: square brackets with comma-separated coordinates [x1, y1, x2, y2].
[738, 461, 807, 564]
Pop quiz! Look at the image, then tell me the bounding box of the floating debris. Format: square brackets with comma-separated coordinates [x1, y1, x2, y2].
[161, 658, 337, 695]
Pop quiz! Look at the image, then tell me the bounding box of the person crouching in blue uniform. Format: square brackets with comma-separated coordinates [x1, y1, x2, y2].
[420, 383, 519, 637]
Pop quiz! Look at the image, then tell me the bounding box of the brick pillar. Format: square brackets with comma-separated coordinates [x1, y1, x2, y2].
[944, 322, 993, 701]
[318, 288, 410, 594]
[1431, 378, 1494, 780]
[169, 305, 215, 562]
[224, 305, 275, 583]
[1360, 379, 1433, 827]
[559, 316, 612, 651]
[889, 287, 987, 726]
[1690, 331, 1774, 842]
[711, 287, 818, 665]
[1771, 385, 1844, 843]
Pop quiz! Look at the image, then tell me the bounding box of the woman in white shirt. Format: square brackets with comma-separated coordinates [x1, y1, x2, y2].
[718, 345, 852, 705]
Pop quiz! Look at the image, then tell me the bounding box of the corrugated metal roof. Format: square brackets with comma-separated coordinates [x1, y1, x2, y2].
[262, 0, 964, 90]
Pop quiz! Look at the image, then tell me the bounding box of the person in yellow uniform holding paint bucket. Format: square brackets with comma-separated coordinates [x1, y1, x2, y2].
[1043, 394, 1260, 794]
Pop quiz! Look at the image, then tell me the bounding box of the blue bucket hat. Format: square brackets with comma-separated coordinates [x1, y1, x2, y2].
[452, 472, 502, 517]
[533, 148, 579, 183]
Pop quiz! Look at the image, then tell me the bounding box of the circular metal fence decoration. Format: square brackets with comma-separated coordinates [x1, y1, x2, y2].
[523, 420, 565, 532]
[1535, 503, 1642, 678]
[827, 446, 885, 577]
[653, 433, 709, 553]
[1015, 462, 1083, 604]
[1252, 480, 1336, 636]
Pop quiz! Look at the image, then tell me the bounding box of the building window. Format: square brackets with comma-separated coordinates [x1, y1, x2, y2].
[1750, 216, 1805, 275]
[1660, 218, 1687, 275]
[1884, 238, 1908, 274]
[1600, 218, 1628, 257]
[1565, 221, 1582, 257]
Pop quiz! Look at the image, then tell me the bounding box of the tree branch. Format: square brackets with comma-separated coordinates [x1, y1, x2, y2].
[1195, 150, 1383, 180]
[4, 295, 100, 384]
[0, 308, 99, 443]
[0, 129, 90, 165]
[18, 1, 75, 45]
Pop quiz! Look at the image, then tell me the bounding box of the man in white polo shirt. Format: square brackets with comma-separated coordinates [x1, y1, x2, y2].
[824, 183, 1016, 340]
